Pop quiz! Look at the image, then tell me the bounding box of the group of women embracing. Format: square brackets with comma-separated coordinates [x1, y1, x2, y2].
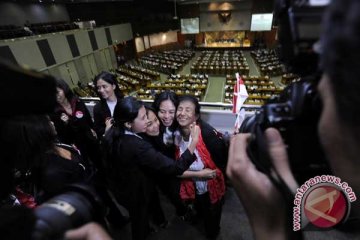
[5, 70, 228, 240]
[92, 71, 228, 240]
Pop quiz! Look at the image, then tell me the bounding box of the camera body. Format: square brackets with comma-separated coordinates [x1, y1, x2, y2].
[32, 184, 105, 240]
[240, 77, 331, 183]
[0, 60, 105, 240]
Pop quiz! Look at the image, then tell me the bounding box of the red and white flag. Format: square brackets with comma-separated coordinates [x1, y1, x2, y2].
[232, 73, 248, 130]
[232, 73, 248, 114]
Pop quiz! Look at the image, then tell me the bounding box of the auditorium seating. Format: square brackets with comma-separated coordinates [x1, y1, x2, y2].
[0, 24, 32, 40]
[224, 75, 284, 105]
[250, 49, 284, 77]
[0, 21, 79, 40]
[30, 21, 79, 35]
[281, 73, 300, 85]
[190, 50, 249, 75]
[139, 49, 195, 74]
[137, 74, 208, 100]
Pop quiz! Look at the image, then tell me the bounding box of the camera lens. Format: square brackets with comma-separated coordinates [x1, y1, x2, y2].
[32, 184, 104, 240]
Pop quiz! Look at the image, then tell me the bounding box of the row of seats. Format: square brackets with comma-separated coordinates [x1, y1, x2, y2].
[114, 64, 164, 94]
[224, 75, 284, 105]
[281, 73, 300, 85]
[138, 49, 194, 74]
[0, 21, 79, 40]
[137, 74, 208, 100]
[125, 64, 161, 81]
[191, 50, 249, 75]
[250, 49, 284, 77]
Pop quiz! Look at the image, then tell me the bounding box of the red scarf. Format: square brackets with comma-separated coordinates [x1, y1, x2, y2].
[175, 127, 225, 204]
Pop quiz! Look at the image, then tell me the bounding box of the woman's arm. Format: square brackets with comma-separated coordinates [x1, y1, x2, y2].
[130, 131, 199, 176]
[178, 168, 216, 179]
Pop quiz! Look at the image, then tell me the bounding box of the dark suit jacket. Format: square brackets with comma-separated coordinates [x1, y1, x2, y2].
[93, 101, 112, 137]
[106, 133, 195, 202]
[199, 120, 228, 174]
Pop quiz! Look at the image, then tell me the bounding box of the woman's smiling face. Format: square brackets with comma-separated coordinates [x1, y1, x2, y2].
[158, 99, 176, 127]
[176, 100, 198, 127]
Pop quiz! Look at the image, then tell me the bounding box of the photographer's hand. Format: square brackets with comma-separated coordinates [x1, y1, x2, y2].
[227, 128, 298, 240]
[64, 222, 112, 240]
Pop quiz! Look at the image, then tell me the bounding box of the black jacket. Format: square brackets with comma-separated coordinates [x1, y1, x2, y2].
[93, 100, 112, 138]
[51, 98, 95, 145]
[105, 133, 195, 201]
[50, 99, 99, 165]
[105, 133, 195, 240]
[199, 120, 228, 174]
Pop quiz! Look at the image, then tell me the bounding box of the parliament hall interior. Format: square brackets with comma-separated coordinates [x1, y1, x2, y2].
[0, 0, 332, 240]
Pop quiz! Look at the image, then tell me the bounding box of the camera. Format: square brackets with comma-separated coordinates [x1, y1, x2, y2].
[0, 60, 106, 240]
[239, 75, 331, 184]
[239, 0, 332, 185]
[32, 184, 105, 240]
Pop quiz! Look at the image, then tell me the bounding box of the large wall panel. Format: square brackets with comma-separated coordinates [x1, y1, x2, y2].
[75, 31, 94, 56]
[74, 58, 88, 84]
[81, 55, 96, 82]
[93, 51, 105, 72]
[86, 54, 99, 79]
[0, 46, 18, 65]
[8, 40, 47, 69]
[48, 66, 62, 80]
[94, 28, 108, 50]
[0, 23, 132, 72]
[109, 24, 133, 44]
[48, 35, 73, 65]
[109, 46, 117, 69]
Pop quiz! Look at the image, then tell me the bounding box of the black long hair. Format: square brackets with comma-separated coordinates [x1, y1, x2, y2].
[0, 115, 57, 190]
[152, 90, 179, 131]
[93, 71, 124, 101]
[55, 78, 75, 102]
[102, 96, 143, 169]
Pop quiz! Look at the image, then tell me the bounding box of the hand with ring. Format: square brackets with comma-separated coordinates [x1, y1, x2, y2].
[200, 168, 217, 179]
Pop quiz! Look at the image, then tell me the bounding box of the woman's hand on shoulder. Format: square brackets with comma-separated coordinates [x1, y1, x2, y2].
[187, 123, 200, 154]
[190, 122, 200, 144]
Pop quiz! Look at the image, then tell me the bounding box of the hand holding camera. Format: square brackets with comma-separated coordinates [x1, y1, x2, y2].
[227, 128, 298, 239]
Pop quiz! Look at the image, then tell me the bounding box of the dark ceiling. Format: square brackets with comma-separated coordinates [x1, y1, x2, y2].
[9, 0, 251, 4]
